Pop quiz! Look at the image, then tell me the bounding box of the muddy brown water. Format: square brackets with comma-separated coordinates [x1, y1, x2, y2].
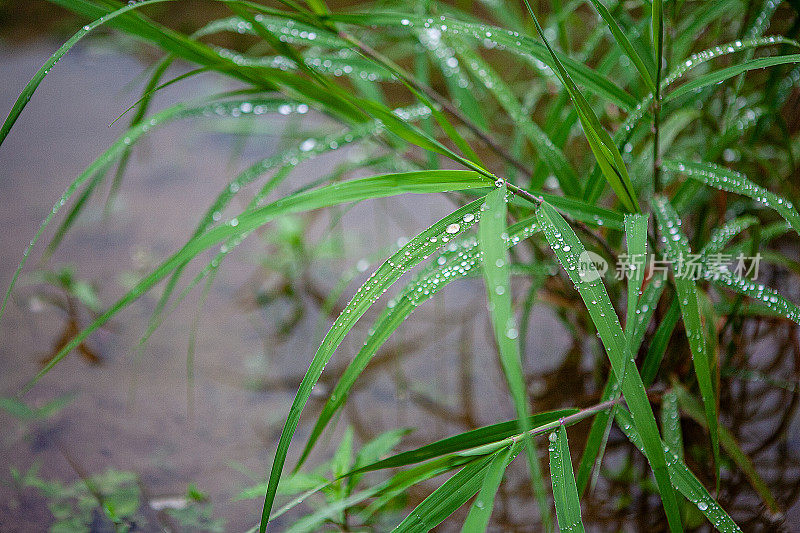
[2, 40, 800, 531]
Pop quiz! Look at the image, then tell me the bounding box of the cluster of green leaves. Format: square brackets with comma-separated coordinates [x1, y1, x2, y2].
[9, 464, 223, 533]
[11, 464, 142, 532]
[3, 0, 800, 530]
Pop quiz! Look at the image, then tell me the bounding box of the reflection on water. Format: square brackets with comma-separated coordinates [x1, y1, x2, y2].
[1, 40, 800, 531]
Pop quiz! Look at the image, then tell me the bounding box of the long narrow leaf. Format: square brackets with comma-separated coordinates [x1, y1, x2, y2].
[616, 408, 742, 532]
[653, 195, 721, 483]
[548, 425, 585, 533]
[522, 1, 640, 213]
[479, 184, 552, 529]
[461, 443, 518, 533]
[536, 201, 682, 532]
[663, 159, 800, 236]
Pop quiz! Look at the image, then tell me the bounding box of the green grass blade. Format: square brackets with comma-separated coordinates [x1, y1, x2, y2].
[585, 35, 795, 205]
[479, 184, 552, 529]
[0, 0, 177, 148]
[574, 212, 649, 494]
[574, 378, 617, 494]
[329, 13, 638, 111]
[700, 216, 760, 256]
[548, 425, 585, 533]
[535, 201, 682, 532]
[641, 298, 680, 386]
[508, 192, 625, 229]
[418, 29, 487, 130]
[522, 1, 640, 213]
[454, 40, 581, 197]
[106, 55, 175, 208]
[664, 54, 800, 102]
[145, 108, 404, 333]
[298, 217, 542, 469]
[295, 215, 537, 470]
[255, 184, 490, 532]
[21, 170, 489, 393]
[653, 195, 721, 484]
[672, 383, 781, 514]
[1, 95, 290, 322]
[349, 409, 576, 476]
[652, 0, 663, 77]
[280, 455, 473, 532]
[279, 405, 583, 524]
[586, 0, 655, 92]
[576, 278, 669, 494]
[709, 270, 800, 325]
[661, 389, 684, 459]
[616, 408, 742, 532]
[461, 443, 518, 533]
[663, 159, 800, 236]
[390, 451, 502, 533]
[624, 214, 648, 337]
[194, 14, 345, 48]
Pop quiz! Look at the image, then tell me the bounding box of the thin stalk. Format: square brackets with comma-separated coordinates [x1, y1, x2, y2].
[510, 396, 624, 443]
[652, 4, 664, 197]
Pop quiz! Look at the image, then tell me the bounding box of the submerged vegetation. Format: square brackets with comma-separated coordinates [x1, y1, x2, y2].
[2, 0, 800, 530]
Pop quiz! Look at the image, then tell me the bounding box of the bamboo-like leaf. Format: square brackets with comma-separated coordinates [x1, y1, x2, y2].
[672, 383, 781, 514]
[522, 1, 641, 213]
[297, 217, 543, 468]
[454, 39, 581, 197]
[586, 0, 655, 92]
[390, 450, 506, 533]
[535, 201, 682, 531]
[616, 408, 742, 532]
[256, 190, 489, 531]
[663, 159, 800, 236]
[665, 54, 800, 102]
[548, 425, 585, 533]
[652, 195, 721, 483]
[479, 184, 552, 529]
[461, 443, 518, 533]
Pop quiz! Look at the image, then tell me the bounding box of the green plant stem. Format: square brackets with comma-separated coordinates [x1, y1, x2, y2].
[653, 8, 664, 197]
[505, 182, 618, 261]
[510, 396, 624, 443]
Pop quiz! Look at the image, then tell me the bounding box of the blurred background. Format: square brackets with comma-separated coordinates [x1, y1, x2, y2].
[1, 1, 800, 531]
